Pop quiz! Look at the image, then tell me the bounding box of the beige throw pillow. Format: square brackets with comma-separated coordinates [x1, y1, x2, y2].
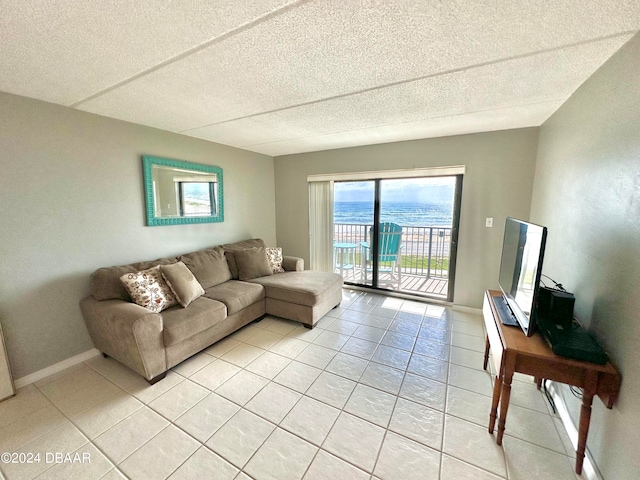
[224, 251, 239, 279]
[120, 266, 177, 312]
[179, 247, 232, 289]
[234, 247, 273, 281]
[265, 247, 285, 273]
[160, 262, 205, 307]
[221, 239, 266, 279]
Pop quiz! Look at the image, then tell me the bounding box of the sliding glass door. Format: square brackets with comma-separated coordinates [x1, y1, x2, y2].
[333, 181, 375, 287]
[333, 175, 462, 301]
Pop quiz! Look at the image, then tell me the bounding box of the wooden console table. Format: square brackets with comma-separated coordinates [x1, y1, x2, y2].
[482, 290, 621, 475]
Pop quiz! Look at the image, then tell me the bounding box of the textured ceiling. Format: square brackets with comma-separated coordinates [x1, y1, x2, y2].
[1, 1, 638, 156]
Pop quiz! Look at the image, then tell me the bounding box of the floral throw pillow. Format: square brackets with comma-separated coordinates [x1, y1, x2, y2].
[120, 266, 177, 312]
[265, 247, 285, 274]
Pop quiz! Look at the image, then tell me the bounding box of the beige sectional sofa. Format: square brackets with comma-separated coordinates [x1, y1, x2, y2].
[80, 239, 343, 384]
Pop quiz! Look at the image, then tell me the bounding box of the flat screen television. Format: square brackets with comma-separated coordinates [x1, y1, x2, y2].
[498, 217, 547, 336]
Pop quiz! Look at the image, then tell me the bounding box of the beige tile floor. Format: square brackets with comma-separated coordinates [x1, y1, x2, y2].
[0, 290, 586, 480]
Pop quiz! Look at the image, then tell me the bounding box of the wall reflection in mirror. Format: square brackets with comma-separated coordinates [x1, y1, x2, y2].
[143, 156, 224, 226]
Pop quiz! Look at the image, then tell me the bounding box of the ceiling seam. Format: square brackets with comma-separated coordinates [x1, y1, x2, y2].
[235, 99, 566, 149]
[68, 0, 311, 108]
[178, 30, 637, 134]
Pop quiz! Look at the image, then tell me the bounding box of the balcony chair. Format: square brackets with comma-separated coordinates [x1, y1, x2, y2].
[360, 222, 403, 288]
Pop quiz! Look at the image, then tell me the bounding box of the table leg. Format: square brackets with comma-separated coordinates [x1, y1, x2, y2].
[483, 335, 490, 371]
[574, 370, 598, 474]
[347, 248, 354, 281]
[535, 377, 542, 390]
[489, 374, 502, 433]
[575, 391, 595, 475]
[496, 370, 514, 445]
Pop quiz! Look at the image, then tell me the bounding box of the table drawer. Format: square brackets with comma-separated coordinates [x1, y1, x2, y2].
[483, 293, 504, 376]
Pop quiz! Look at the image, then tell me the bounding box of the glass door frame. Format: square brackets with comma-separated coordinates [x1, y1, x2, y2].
[446, 174, 463, 302]
[336, 174, 463, 303]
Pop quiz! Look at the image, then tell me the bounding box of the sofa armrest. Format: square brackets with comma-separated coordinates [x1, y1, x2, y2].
[282, 256, 304, 271]
[80, 296, 166, 381]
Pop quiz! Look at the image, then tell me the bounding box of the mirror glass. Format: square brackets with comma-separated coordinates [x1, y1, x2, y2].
[142, 156, 224, 226]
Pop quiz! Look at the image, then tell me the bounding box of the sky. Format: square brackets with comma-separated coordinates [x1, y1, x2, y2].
[334, 177, 455, 203]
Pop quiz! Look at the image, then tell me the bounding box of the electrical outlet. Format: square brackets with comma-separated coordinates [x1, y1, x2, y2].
[486, 217, 494, 228]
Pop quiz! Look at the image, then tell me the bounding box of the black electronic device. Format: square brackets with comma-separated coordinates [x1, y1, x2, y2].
[537, 317, 608, 365]
[537, 286, 575, 329]
[498, 218, 548, 337]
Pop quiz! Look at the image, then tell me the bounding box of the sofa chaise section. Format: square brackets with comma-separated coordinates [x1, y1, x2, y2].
[250, 271, 343, 327]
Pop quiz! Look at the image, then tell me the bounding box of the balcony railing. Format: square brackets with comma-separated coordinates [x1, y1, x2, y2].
[334, 223, 452, 296]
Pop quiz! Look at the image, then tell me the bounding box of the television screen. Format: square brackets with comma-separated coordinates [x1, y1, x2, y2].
[498, 217, 547, 336]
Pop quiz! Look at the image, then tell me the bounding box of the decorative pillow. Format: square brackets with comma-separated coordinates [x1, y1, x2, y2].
[265, 247, 285, 274]
[179, 247, 232, 289]
[120, 266, 177, 312]
[221, 239, 266, 279]
[224, 251, 239, 280]
[160, 262, 205, 308]
[234, 247, 274, 281]
[90, 257, 177, 301]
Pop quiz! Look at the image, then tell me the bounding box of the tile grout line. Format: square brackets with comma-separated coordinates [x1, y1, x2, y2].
[255, 294, 560, 478]
[4, 289, 577, 480]
[239, 295, 425, 477]
[21, 380, 102, 479]
[210, 294, 435, 477]
[235, 295, 400, 477]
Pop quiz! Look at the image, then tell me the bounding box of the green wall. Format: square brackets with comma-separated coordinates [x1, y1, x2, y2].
[0, 92, 277, 379]
[531, 33, 640, 479]
[274, 127, 540, 309]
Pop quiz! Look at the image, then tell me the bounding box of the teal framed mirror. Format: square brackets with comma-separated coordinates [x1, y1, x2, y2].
[142, 156, 224, 226]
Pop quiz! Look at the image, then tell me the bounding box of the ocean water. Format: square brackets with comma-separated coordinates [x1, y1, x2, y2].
[335, 201, 453, 227]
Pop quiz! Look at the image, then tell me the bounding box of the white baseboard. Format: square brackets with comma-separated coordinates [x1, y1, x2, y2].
[452, 304, 482, 315]
[14, 348, 101, 389]
[547, 381, 602, 480]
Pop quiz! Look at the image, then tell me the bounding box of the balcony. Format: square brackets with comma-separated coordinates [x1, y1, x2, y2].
[334, 223, 452, 298]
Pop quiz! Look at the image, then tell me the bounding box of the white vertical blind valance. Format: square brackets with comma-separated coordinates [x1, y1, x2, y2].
[307, 165, 465, 183]
[308, 181, 334, 272]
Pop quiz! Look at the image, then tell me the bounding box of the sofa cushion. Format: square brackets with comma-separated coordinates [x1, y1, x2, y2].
[221, 238, 266, 279]
[179, 247, 232, 289]
[161, 296, 227, 346]
[265, 247, 285, 274]
[235, 247, 273, 281]
[204, 280, 265, 315]
[160, 261, 205, 307]
[90, 257, 177, 301]
[249, 271, 343, 307]
[120, 266, 178, 312]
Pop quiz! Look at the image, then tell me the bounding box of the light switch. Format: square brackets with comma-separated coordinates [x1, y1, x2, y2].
[486, 217, 494, 228]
